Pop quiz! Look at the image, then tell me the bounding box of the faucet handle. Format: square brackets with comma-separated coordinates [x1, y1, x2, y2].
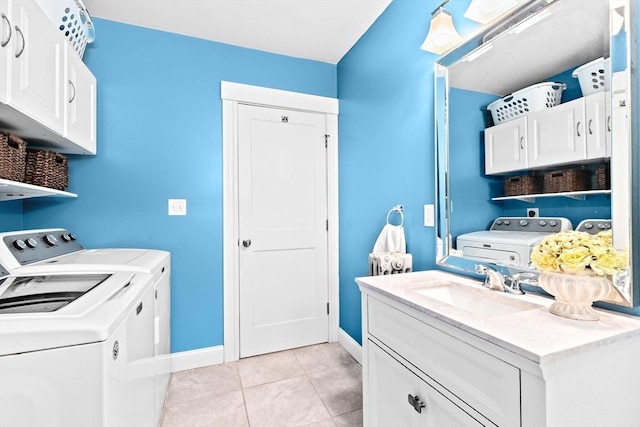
[504, 273, 526, 295]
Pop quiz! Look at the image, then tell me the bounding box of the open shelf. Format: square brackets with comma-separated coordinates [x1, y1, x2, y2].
[0, 178, 77, 201]
[492, 189, 611, 203]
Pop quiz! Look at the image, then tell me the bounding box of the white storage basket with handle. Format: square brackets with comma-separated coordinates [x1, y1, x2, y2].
[35, 0, 95, 58]
[487, 82, 566, 125]
[572, 57, 611, 96]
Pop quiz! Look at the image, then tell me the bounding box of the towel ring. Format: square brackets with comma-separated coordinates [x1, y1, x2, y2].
[386, 205, 404, 226]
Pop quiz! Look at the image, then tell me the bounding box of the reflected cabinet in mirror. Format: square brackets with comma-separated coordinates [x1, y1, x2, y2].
[434, 0, 638, 307]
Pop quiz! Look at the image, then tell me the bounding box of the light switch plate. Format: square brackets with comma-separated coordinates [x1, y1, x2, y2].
[424, 204, 435, 227]
[168, 199, 187, 216]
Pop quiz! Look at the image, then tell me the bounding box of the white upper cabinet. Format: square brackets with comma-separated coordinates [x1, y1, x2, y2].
[485, 92, 611, 175]
[64, 43, 96, 153]
[0, 0, 96, 155]
[0, 0, 9, 103]
[527, 98, 587, 168]
[484, 117, 527, 175]
[7, 0, 64, 135]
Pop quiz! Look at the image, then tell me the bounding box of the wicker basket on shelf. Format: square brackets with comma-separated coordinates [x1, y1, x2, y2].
[594, 165, 610, 190]
[0, 131, 27, 182]
[24, 149, 69, 190]
[543, 168, 589, 193]
[504, 174, 541, 196]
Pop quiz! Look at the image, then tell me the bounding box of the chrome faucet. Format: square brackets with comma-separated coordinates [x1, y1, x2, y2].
[475, 265, 525, 295]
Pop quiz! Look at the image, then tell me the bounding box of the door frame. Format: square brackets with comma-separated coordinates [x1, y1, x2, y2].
[221, 81, 339, 362]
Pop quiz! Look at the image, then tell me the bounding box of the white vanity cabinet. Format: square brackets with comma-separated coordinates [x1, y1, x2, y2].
[485, 93, 610, 175]
[367, 341, 484, 427]
[358, 271, 640, 427]
[0, 0, 96, 155]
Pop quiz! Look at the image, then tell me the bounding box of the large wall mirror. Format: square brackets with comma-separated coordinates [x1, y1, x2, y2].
[434, 0, 638, 307]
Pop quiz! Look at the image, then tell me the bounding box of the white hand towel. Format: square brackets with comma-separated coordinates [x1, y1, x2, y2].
[372, 223, 406, 254]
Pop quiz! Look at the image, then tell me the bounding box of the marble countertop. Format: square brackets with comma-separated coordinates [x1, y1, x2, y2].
[356, 270, 640, 364]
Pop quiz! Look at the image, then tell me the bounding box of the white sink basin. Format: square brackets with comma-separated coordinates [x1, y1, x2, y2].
[412, 282, 540, 317]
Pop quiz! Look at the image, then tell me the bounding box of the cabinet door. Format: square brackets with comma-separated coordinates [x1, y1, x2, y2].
[367, 341, 484, 427]
[64, 44, 96, 154]
[584, 91, 608, 160]
[0, 0, 9, 103]
[8, 0, 64, 134]
[484, 117, 527, 175]
[527, 99, 586, 168]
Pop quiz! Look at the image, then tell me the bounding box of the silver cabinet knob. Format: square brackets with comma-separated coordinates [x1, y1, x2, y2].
[242, 239, 252, 248]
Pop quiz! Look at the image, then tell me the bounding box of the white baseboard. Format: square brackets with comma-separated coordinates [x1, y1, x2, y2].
[170, 345, 224, 372]
[338, 328, 362, 364]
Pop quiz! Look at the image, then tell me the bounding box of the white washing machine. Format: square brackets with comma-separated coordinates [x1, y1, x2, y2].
[0, 229, 171, 427]
[0, 268, 156, 427]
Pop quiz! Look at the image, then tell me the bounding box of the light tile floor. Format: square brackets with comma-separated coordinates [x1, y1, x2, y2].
[161, 343, 363, 427]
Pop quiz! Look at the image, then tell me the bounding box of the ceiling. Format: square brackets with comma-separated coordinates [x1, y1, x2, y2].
[81, 0, 392, 64]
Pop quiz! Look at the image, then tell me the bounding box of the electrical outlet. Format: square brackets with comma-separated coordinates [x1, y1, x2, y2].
[527, 208, 539, 218]
[424, 204, 435, 227]
[168, 199, 187, 216]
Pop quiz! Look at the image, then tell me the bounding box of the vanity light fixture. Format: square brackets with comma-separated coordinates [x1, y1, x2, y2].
[464, 0, 524, 24]
[420, 0, 462, 55]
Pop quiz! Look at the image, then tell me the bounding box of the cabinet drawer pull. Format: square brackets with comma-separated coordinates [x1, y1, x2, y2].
[607, 116, 611, 132]
[1, 13, 11, 47]
[519, 136, 524, 149]
[588, 119, 593, 135]
[408, 394, 426, 414]
[14, 25, 24, 58]
[576, 121, 581, 137]
[68, 80, 76, 103]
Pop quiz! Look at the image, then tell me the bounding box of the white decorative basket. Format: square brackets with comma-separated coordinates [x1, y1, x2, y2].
[572, 57, 611, 96]
[487, 82, 566, 125]
[35, 0, 95, 58]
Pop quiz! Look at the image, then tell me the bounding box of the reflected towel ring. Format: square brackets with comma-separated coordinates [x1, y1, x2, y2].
[386, 205, 404, 226]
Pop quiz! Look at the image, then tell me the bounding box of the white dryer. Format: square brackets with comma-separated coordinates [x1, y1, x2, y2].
[0, 229, 171, 427]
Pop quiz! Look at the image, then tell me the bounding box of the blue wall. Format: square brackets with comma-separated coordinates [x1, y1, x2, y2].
[336, 0, 480, 344]
[21, 19, 337, 353]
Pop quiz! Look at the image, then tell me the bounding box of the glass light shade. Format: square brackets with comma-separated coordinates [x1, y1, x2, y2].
[464, 0, 521, 24]
[420, 9, 462, 55]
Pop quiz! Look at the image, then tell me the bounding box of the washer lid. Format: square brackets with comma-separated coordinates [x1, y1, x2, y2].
[0, 271, 150, 356]
[0, 273, 111, 314]
[457, 230, 551, 247]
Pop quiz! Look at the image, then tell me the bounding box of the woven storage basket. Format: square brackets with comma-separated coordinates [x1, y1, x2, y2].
[594, 165, 610, 190]
[0, 131, 27, 182]
[24, 150, 69, 190]
[543, 169, 589, 193]
[504, 175, 541, 196]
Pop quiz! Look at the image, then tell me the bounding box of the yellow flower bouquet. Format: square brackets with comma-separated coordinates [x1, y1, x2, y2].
[530, 230, 628, 276]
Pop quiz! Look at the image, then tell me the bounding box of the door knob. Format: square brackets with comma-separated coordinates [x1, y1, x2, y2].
[242, 239, 252, 248]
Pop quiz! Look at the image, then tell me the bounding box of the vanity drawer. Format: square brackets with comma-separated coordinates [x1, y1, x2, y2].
[367, 296, 521, 427]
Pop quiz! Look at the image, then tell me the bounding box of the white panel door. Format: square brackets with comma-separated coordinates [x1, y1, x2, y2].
[238, 104, 328, 358]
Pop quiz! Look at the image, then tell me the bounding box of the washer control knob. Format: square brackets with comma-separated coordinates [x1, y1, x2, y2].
[549, 221, 558, 227]
[12, 239, 27, 250]
[25, 238, 38, 248]
[503, 220, 511, 225]
[539, 220, 547, 226]
[61, 233, 77, 242]
[584, 223, 594, 229]
[598, 223, 606, 229]
[44, 234, 58, 246]
[519, 220, 528, 227]
[495, 220, 503, 225]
